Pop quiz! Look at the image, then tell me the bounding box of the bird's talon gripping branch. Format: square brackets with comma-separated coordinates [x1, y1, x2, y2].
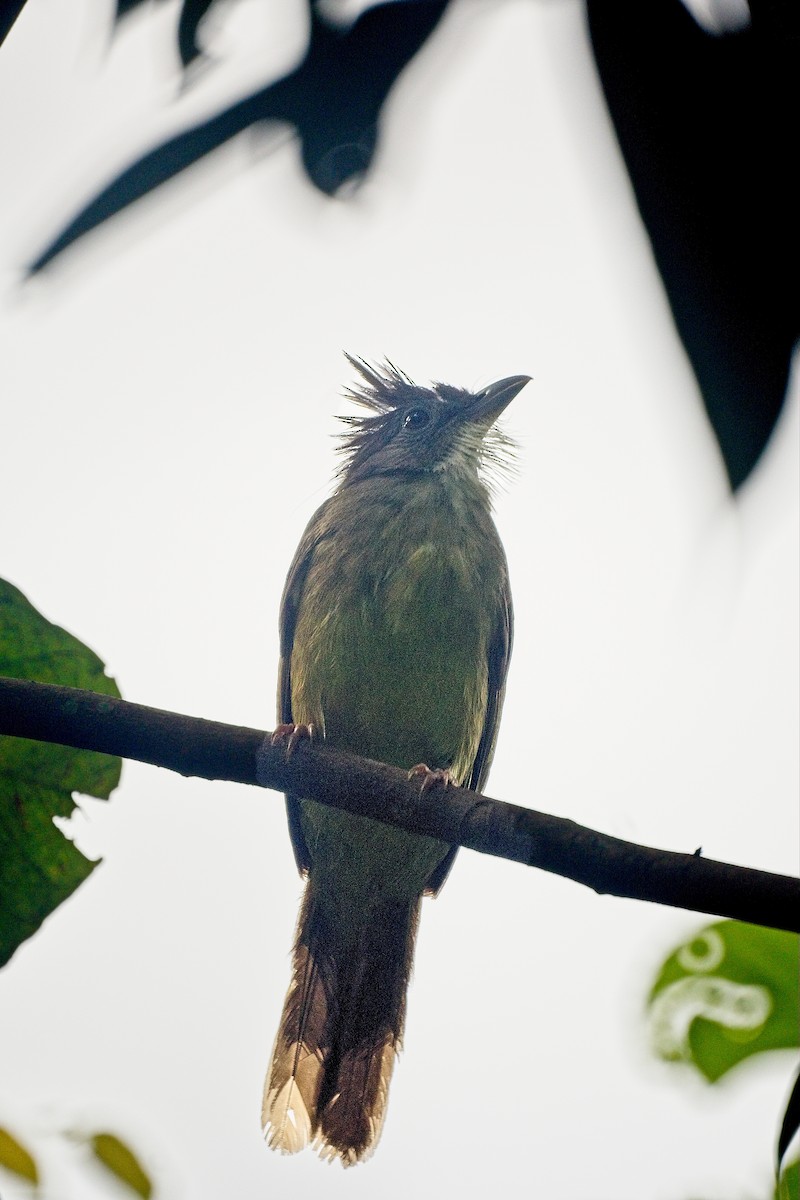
[407, 763, 452, 795]
[271, 722, 315, 756]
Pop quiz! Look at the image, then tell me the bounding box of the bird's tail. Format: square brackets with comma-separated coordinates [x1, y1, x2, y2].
[262, 878, 420, 1165]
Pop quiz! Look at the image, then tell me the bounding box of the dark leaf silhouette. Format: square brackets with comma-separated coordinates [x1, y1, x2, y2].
[115, 0, 151, 19]
[26, 0, 797, 492]
[0, 0, 29, 47]
[115, 0, 214, 65]
[778, 1066, 800, 1171]
[177, 0, 216, 68]
[588, 0, 799, 489]
[29, 0, 450, 273]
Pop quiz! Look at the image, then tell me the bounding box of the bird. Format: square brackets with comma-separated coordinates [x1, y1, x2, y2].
[262, 356, 529, 1165]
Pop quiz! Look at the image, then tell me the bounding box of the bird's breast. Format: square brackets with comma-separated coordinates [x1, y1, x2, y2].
[287, 478, 507, 898]
[290, 480, 504, 780]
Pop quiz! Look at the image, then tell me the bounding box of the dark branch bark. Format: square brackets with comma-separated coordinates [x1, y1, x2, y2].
[1, 675, 798, 932]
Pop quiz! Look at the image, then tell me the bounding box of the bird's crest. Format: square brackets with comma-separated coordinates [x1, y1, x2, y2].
[341, 353, 418, 411]
[335, 355, 429, 477]
[335, 353, 518, 491]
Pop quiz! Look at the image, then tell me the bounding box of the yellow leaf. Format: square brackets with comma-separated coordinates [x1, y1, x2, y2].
[90, 1132, 153, 1198]
[0, 1126, 38, 1184]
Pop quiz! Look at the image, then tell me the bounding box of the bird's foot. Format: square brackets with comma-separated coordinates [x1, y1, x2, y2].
[271, 722, 316, 757]
[407, 763, 452, 795]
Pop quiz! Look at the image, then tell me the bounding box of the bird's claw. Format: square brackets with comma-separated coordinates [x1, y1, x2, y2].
[271, 722, 315, 757]
[407, 763, 452, 795]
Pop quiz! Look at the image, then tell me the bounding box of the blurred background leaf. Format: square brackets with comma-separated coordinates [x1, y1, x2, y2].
[89, 1131, 154, 1198]
[587, 0, 799, 490]
[19, 0, 799, 492]
[0, 0, 28, 48]
[0, 1124, 38, 1185]
[0, 579, 121, 967]
[28, 0, 450, 270]
[116, 0, 220, 70]
[647, 920, 799, 1082]
[777, 1068, 800, 1173]
[776, 1157, 799, 1200]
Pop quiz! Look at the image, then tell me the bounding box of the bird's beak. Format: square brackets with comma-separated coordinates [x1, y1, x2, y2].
[467, 375, 531, 426]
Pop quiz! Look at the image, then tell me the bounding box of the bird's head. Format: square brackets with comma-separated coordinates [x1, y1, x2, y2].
[336, 355, 530, 488]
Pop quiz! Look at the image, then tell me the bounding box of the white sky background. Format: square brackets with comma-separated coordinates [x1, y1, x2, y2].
[0, 0, 798, 1197]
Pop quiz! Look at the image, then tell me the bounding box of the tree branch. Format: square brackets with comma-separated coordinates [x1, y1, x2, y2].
[1, 675, 798, 932]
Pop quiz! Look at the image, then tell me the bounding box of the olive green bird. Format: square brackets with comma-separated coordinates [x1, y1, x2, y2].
[262, 356, 529, 1165]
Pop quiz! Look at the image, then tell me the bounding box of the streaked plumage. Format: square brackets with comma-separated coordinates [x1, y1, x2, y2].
[263, 357, 528, 1164]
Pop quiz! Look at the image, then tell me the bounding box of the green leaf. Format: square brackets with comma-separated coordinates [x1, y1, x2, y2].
[776, 1158, 799, 1200]
[0, 579, 122, 967]
[0, 1125, 39, 1184]
[647, 920, 799, 1082]
[90, 1132, 153, 1198]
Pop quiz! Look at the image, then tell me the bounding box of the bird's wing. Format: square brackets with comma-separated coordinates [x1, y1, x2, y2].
[278, 502, 332, 876]
[468, 582, 514, 794]
[424, 581, 514, 895]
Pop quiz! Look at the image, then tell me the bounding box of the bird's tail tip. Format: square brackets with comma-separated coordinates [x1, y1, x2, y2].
[262, 1075, 315, 1155]
[262, 887, 419, 1165]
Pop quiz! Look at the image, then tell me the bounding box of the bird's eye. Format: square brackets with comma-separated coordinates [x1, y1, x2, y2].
[403, 407, 431, 430]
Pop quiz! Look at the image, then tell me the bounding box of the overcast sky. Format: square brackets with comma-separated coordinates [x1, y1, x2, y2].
[1, 2, 798, 1198]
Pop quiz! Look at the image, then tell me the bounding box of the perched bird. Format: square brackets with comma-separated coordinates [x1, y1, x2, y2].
[263, 356, 529, 1164]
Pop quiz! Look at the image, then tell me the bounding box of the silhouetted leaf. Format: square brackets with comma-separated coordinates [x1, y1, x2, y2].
[588, 0, 799, 489]
[90, 1132, 153, 1198]
[778, 1068, 800, 1171]
[0, 579, 121, 967]
[178, 0, 216, 68]
[29, 1, 450, 272]
[115, 0, 220, 67]
[647, 921, 799, 1082]
[0, 0, 29, 48]
[115, 0, 153, 21]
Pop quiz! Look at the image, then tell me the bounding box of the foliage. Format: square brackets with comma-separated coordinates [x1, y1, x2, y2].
[0, 1121, 154, 1197]
[648, 920, 799, 1082]
[776, 1157, 798, 1200]
[648, 920, 800, 1198]
[0, 579, 121, 967]
[29, 1, 450, 271]
[89, 1131, 154, 1198]
[16, 1, 795, 490]
[0, 1125, 38, 1185]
